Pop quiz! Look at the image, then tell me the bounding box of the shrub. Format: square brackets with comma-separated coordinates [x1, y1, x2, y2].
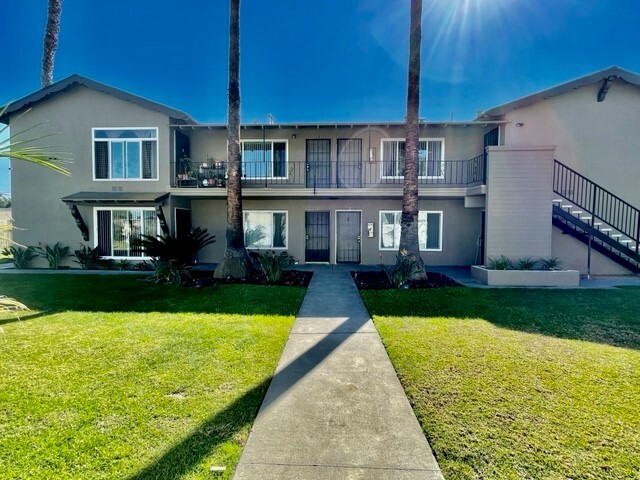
[115, 259, 132, 271]
[34, 242, 70, 269]
[258, 251, 296, 284]
[516, 257, 537, 270]
[146, 259, 192, 285]
[73, 244, 101, 270]
[539, 256, 562, 271]
[2, 246, 36, 269]
[133, 227, 215, 266]
[487, 255, 512, 270]
[380, 250, 423, 288]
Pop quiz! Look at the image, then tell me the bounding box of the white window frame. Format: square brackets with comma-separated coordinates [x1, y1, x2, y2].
[93, 207, 160, 259]
[378, 210, 443, 252]
[240, 139, 289, 180]
[92, 127, 159, 181]
[379, 138, 445, 180]
[243, 210, 289, 249]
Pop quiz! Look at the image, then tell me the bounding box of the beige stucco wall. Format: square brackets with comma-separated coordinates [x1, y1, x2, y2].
[9, 86, 172, 266]
[551, 228, 631, 275]
[190, 197, 482, 266]
[503, 79, 640, 206]
[485, 145, 556, 262]
[184, 123, 490, 166]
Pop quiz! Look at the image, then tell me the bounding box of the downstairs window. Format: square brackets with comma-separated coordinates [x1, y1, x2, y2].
[243, 211, 288, 249]
[379, 210, 443, 251]
[95, 208, 159, 258]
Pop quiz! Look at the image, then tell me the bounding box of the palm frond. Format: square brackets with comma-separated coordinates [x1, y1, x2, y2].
[0, 105, 71, 175]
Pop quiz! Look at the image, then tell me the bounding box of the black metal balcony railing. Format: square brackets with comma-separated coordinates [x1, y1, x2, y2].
[172, 154, 486, 190]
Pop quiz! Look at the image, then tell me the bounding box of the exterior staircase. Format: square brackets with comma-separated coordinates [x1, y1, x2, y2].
[552, 160, 640, 273]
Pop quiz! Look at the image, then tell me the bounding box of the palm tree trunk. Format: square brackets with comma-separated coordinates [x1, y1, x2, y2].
[398, 0, 426, 279]
[41, 0, 63, 88]
[214, 0, 254, 279]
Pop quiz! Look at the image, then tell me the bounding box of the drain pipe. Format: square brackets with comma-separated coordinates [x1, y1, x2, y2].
[587, 233, 592, 280]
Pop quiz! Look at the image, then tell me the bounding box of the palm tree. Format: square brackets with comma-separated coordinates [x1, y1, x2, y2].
[398, 0, 426, 279]
[214, 0, 254, 279]
[41, 0, 63, 88]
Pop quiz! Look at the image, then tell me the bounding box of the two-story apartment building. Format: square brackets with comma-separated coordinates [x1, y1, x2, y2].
[2, 66, 639, 274]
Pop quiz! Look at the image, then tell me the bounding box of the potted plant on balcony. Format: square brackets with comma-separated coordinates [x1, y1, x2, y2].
[177, 155, 192, 179]
[216, 173, 226, 187]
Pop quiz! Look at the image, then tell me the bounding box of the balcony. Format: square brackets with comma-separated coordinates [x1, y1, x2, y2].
[171, 154, 485, 191]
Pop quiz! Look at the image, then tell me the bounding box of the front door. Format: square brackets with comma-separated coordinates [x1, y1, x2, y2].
[305, 211, 330, 262]
[306, 139, 331, 188]
[337, 139, 362, 188]
[336, 211, 361, 263]
[175, 208, 191, 238]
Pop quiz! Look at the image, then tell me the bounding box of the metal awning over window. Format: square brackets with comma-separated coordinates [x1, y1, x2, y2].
[60, 191, 169, 205]
[60, 192, 170, 240]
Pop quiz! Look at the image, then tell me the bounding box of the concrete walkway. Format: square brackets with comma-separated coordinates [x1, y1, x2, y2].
[233, 267, 443, 480]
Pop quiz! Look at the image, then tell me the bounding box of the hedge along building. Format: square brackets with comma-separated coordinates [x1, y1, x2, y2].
[2, 66, 639, 273]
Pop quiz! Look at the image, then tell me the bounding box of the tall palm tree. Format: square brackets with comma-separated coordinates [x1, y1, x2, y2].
[398, 0, 426, 278]
[41, 0, 63, 88]
[214, 0, 253, 279]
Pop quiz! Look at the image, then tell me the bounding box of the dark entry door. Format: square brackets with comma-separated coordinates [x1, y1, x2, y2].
[305, 211, 330, 262]
[306, 139, 331, 188]
[175, 208, 191, 238]
[336, 211, 361, 263]
[337, 139, 362, 188]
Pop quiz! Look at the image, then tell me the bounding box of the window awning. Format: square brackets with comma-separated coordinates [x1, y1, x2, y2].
[61, 192, 169, 205]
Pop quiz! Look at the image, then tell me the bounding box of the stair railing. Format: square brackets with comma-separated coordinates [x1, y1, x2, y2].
[553, 159, 640, 254]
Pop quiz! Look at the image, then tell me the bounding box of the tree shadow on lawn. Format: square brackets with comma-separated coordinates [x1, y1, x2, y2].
[0, 274, 306, 323]
[128, 312, 369, 479]
[364, 286, 640, 351]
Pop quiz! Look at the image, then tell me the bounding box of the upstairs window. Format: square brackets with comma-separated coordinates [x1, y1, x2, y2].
[379, 210, 443, 251]
[381, 139, 444, 178]
[93, 128, 158, 180]
[241, 140, 287, 179]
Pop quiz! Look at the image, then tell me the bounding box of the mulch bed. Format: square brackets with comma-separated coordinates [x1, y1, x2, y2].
[189, 269, 313, 288]
[351, 270, 462, 290]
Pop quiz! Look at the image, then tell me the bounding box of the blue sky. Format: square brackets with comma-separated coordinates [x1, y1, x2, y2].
[1, 0, 640, 194]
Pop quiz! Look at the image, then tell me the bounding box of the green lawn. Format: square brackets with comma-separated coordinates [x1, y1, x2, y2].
[361, 287, 640, 480]
[0, 274, 306, 480]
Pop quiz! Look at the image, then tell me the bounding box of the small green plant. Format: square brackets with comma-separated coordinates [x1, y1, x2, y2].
[147, 259, 192, 285]
[34, 242, 70, 269]
[115, 259, 132, 271]
[258, 251, 296, 284]
[2, 246, 36, 269]
[516, 257, 537, 270]
[539, 256, 562, 271]
[487, 255, 512, 270]
[73, 244, 102, 270]
[380, 250, 423, 288]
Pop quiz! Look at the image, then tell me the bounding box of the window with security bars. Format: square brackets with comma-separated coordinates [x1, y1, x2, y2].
[379, 210, 443, 251]
[241, 141, 287, 178]
[381, 139, 444, 178]
[95, 208, 159, 258]
[243, 211, 287, 248]
[93, 128, 158, 180]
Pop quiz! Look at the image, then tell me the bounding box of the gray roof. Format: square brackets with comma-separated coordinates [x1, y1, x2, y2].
[61, 191, 169, 205]
[476, 66, 640, 120]
[0, 74, 196, 124]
